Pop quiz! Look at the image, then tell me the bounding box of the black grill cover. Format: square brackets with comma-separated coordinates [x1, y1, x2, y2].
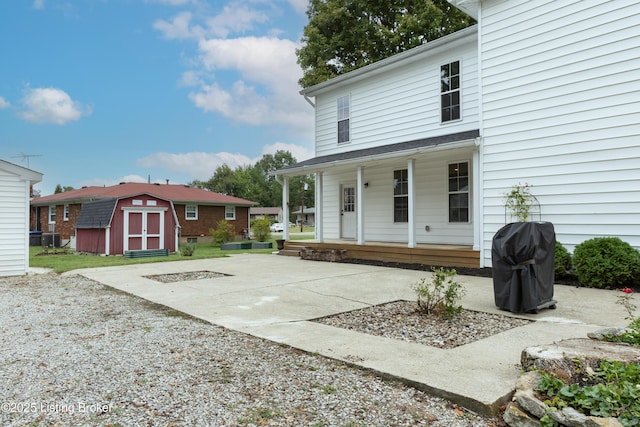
[491, 222, 556, 313]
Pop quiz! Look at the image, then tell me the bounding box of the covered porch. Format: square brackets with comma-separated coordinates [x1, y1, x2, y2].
[280, 239, 481, 269]
[275, 130, 485, 268]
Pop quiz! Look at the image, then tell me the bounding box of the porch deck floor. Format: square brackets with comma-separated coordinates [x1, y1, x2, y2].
[283, 239, 480, 269]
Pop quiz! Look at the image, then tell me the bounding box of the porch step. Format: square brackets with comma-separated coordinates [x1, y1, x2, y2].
[278, 242, 307, 257]
[124, 249, 170, 259]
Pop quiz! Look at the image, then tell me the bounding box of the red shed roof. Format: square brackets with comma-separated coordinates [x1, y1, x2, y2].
[32, 182, 257, 206]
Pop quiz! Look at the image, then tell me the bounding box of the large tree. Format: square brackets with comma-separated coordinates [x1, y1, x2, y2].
[296, 0, 474, 88]
[189, 150, 314, 211]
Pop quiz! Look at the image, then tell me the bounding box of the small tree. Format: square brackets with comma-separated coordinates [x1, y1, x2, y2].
[210, 220, 236, 245]
[414, 267, 466, 320]
[252, 218, 272, 242]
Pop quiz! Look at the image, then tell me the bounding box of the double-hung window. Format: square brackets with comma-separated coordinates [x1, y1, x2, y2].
[393, 169, 408, 223]
[185, 204, 198, 220]
[337, 95, 350, 143]
[441, 61, 460, 122]
[448, 162, 469, 222]
[48, 205, 56, 224]
[225, 206, 236, 220]
[63, 204, 69, 221]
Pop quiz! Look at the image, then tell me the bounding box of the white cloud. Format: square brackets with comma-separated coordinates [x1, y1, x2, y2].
[287, 0, 308, 14]
[135, 142, 313, 183]
[189, 36, 311, 130]
[19, 87, 91, 125]
[136, 151, 254, 181]
[205, 4, 269, 38]
[33, 0, 45, 10]
[0, 96, 10, 109]
[154, 11, 204, 40]
[262, 142, 313, 162]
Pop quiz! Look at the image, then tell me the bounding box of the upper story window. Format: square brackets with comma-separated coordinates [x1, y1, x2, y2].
[337, 95, 350, 143]
[48, 205, 56, 224]
[225, 206, 236, 220]
[441, 61, 460, 123]
[393, 169, 408, 223]
[63, 204, 69, 221]
[448, 162, 469, 223]
[185, 204, 198, 220]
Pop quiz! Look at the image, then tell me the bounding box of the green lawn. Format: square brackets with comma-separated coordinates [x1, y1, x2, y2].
[30, 233, 315, 274]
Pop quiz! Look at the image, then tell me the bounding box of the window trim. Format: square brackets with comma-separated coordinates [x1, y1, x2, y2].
[225, 205, 236, 220]
[440, 60, 461, 123]
[63, 204, 69, 221]
[393, 168, 409, 223]
[447, 161, 470, 223]
[337, 94, 350, 144]
[185, 204, 198, 220]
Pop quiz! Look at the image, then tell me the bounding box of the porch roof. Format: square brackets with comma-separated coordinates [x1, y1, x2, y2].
[276, 129, 479, 176]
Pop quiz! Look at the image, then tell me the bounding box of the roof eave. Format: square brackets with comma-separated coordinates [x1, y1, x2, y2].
[299, 25, 478, 97]
[277, 138, 478, 176]
[448, 0, 479, 20]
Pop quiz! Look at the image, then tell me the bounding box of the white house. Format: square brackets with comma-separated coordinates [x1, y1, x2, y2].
[277, 0, 640, 268]
[0, 159, 43, 277]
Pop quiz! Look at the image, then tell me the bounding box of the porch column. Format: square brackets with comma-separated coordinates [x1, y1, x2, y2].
[473, 148, 481, 252]
[407, 158, 416, 248]
[282, 176, 290, 241]
[315, 172, 323, 242]
[357, 166, 365, 245]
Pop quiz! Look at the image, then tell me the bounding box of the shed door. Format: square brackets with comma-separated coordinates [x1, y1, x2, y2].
[340, 184, 356, 239]
[124, 210, 164, 251]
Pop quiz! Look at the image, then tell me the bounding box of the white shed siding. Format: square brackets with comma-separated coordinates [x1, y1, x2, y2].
[480, 0, 640, 265]
[313, 37, 479, 157]
[0, 169, 31, 277]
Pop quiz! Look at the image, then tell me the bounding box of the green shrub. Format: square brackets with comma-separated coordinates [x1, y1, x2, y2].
[414, 267, 466, 320]
[210, 220, 236, 245]
[179, 243, 196, 256]
[251, 218, 272, 242]
[572, 237, 640, 288]
[554, 241, 572, 278]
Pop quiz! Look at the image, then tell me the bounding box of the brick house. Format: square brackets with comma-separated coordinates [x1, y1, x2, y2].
[31, 182, 256, 250]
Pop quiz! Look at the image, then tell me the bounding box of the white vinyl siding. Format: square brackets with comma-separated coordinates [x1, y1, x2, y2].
[479, 0, 640, 266]
[319, 147, 474, 245]
[312, 30, 479, 158]
[0, 170, 32, 277]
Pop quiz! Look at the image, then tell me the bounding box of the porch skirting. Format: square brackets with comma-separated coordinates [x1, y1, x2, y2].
[283, 240, 480, 269]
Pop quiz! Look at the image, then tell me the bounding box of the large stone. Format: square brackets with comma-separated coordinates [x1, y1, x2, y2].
[504, 339, 639, 427]
[503, 402, 541, 427]
[521, 338, 640, 376]
[586, 417, 625, 427]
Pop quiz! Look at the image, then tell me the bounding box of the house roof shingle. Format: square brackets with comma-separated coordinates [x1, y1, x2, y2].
[32, 182, 257, 206]
[75, 198, 118, 229]
[277, 130, 480, 175]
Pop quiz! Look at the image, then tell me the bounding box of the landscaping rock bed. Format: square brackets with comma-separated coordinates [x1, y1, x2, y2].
[314, 300, 532, 349]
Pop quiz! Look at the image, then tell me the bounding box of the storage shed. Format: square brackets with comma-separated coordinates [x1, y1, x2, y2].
[75, 193, 179, 255]
[0, 159, 43, 276]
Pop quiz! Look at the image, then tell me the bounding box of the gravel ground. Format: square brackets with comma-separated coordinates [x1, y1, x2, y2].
[314, 301, 532, 349]
[1, 272, 504, 427]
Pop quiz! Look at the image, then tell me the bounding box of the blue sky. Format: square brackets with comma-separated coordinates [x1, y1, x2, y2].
[0, 0, 313, 196]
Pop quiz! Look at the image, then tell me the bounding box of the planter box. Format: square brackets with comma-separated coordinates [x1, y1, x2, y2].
[221, 242, 272, 250]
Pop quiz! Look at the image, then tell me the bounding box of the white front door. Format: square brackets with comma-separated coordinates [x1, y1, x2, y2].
[340, 184, 356, 239]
